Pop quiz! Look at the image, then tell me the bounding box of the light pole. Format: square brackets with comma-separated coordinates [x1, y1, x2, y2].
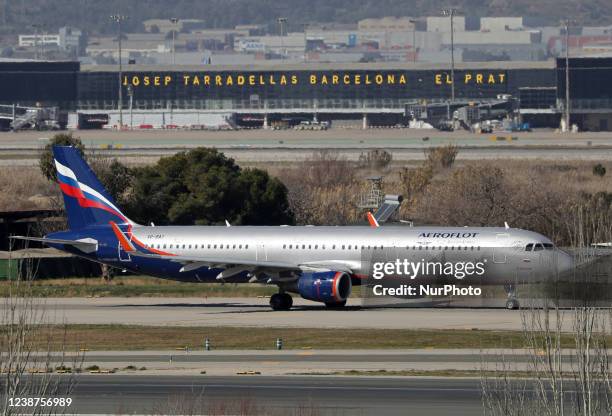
[562, 19, 573, 132]
[127, 85, 134, 130]
[302, 23, 309, 63]
[442, 8, 457, 102]
[409, 19, 417, 63]
[170, 17, 179, 65]
[32, 24, 40, 60]
[277, 17, 287, 57]
[110, 14, 128, 128]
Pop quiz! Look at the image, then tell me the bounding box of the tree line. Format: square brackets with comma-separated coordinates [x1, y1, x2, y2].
[1, 0, 610, 36]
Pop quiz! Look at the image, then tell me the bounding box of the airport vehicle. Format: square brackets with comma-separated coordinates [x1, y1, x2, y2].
[13, 146, 574, 310]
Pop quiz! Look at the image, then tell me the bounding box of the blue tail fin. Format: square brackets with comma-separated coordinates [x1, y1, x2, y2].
[53, 146, 132, 229]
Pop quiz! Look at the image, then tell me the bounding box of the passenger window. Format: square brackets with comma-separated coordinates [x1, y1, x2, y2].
[525, 243, 533, 251]
[245, 245, 249, 249]
[534, 243, 544, 251]
[239, 245, 242, 249]
[315, 245, 318, 249]
[342, 245, 345, 250]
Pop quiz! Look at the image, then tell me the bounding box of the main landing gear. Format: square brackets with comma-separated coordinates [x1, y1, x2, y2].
[270, 293, 293, 311]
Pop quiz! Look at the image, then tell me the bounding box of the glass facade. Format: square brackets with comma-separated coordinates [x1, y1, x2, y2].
[557, 57, 612, 110]
[0, 61, 78, 109]
[76, 68, 547, 111]
[10, 60, 612, 113]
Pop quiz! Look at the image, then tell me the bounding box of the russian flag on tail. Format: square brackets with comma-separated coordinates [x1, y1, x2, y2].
[53, 146, 132, 229]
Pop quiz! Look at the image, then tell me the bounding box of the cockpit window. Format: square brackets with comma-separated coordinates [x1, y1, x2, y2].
[543, 243, 554, 250]
[533, 243, 544, 251]
[525, 243, 533, 251]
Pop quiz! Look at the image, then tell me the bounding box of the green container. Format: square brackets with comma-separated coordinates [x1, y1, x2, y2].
[0, 258, 20, 280]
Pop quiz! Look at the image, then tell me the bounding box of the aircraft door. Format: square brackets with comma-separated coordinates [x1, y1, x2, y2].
[118, 242, 131, 262]
[256, 244, 267, 261]
[493, 233, 509, 264]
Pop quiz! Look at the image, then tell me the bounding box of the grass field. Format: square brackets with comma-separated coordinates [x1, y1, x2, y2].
[0, 276, 277, 297]
[28, 324, 595, 351]
[294, 369, 534, 378]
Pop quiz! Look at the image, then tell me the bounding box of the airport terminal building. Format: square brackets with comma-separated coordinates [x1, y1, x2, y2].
[0, 57, 611, 130]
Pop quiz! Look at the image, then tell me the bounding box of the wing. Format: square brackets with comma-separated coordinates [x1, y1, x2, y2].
[130, 250, 359, 278]
[10, 236, 98, 254]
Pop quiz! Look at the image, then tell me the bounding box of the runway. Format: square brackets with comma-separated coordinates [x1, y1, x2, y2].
[53, 374, 486, 415]
[2, 129, 612, 165]
[31, 296, 536, 330]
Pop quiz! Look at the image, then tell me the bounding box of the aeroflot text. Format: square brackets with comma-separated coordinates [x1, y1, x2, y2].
[372, 259, 486, 280]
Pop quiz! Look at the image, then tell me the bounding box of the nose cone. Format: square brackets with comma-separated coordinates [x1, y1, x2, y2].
[557, 250, 574, 274]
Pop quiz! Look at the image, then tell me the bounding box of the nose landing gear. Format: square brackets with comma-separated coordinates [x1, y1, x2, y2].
[270, 293, 293, 311]
[504, 283, 520, 310]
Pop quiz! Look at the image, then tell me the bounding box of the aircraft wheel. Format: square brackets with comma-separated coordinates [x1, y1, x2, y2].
[505, 299, 520, 310]
[270, 293, 292, 311]
[282, 293, 293, 309]
[325, 300, 347, 309]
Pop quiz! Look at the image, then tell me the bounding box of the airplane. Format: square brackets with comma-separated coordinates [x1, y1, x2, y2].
[12, 146, 574, 311]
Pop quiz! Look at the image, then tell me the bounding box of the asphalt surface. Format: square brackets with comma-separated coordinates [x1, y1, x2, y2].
[55, 374, 486, 415]
[2, 129, 612, 165]
[27, 296, 550, 330]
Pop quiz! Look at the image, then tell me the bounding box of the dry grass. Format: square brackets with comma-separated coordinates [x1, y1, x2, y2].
[0, 166, 58, 211]
[23, 325, 599, 351]
[296, 369, 535, 378]
[0, 276, 277, 297]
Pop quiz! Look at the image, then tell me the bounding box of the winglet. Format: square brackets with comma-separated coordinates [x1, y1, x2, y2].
[504, 221, 510, 230]
[225, 219, 231, 227]
[109, 221, 135, 252]
[367, 212, 379, 228]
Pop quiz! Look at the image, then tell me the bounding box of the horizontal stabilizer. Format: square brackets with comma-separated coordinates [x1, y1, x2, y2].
[10, 236, 98, 254]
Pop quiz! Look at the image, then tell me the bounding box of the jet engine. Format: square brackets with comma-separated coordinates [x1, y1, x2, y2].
[296, 271, 352, 306]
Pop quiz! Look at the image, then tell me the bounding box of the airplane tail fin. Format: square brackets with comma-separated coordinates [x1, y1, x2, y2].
[53, 145, 133, 229]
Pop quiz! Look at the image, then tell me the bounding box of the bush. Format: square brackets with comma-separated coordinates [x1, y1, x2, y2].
[593, 163, 606, 177]
[358, 149, 392, 169]
[39, 133, 86, 182]
[425, 145, 458, 170]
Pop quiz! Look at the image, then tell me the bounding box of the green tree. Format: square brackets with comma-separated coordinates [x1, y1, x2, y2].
[39, 133, 86, 182]
[126, 148, 294, 226]
[89, 155, 134, 205]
